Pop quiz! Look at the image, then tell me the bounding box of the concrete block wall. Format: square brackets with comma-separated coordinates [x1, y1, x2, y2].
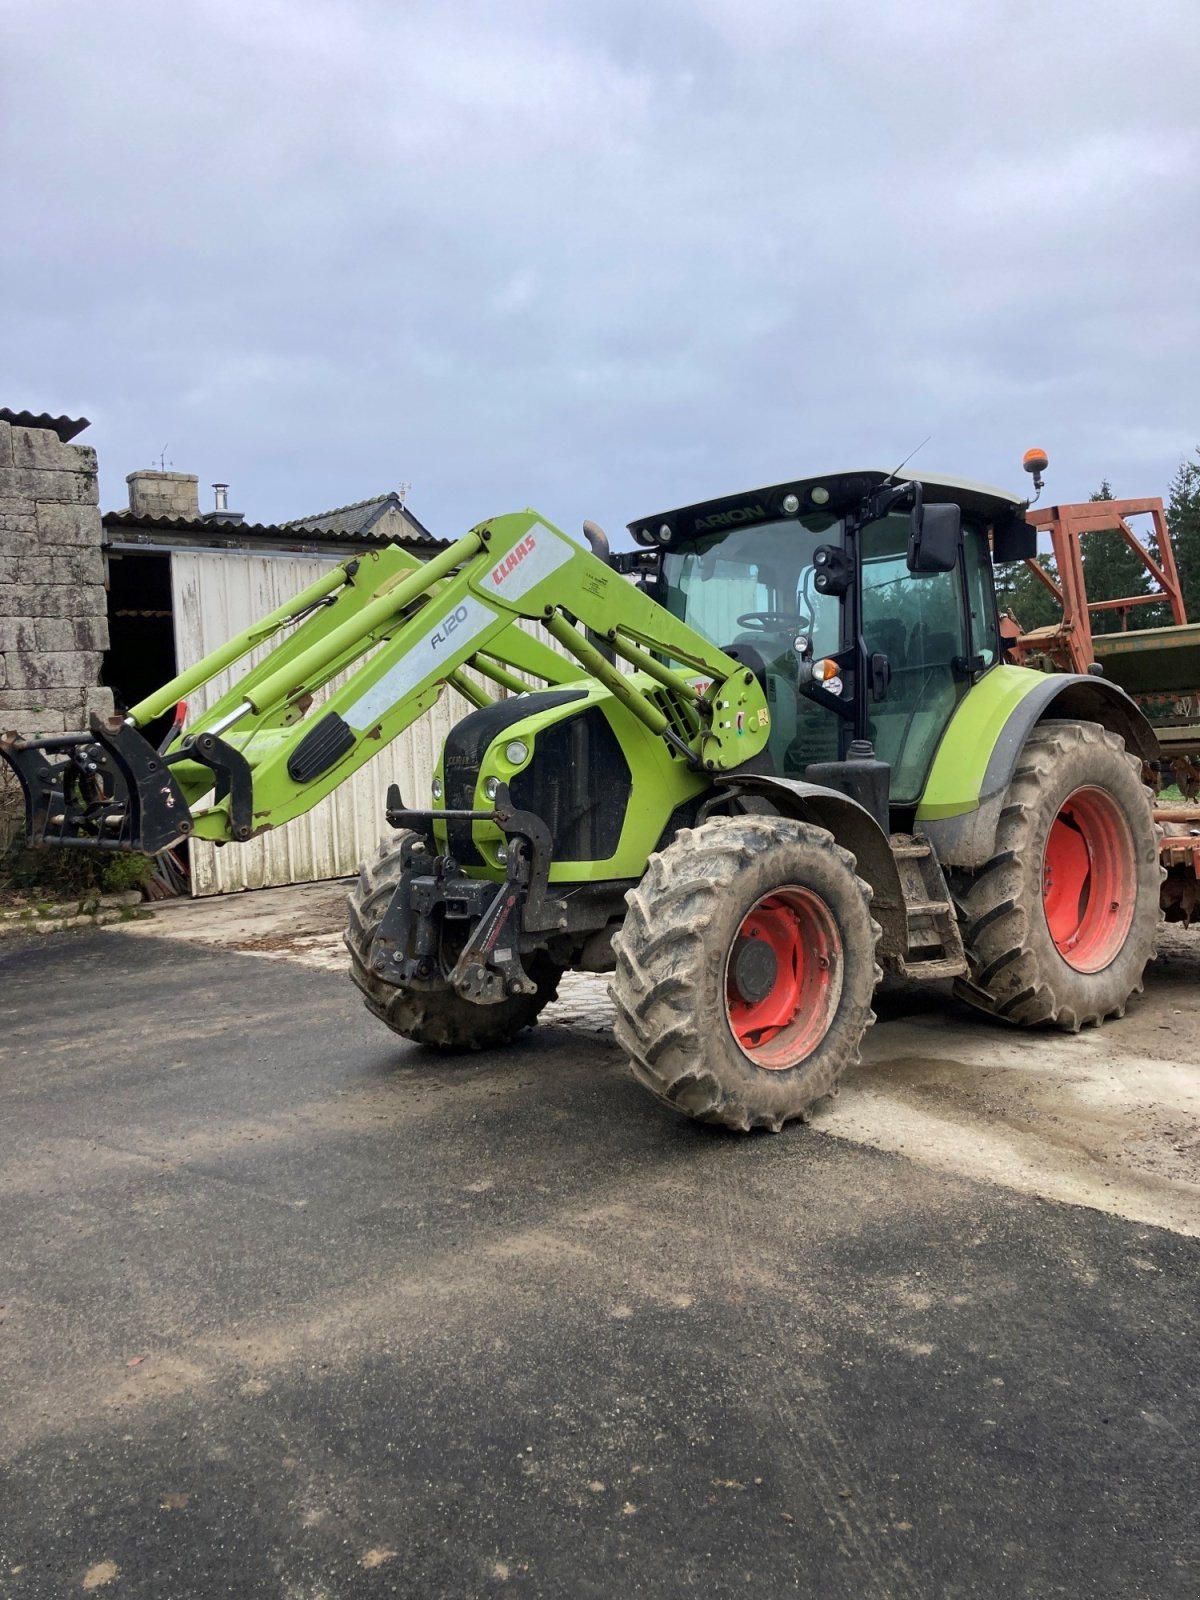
[0, 418, 114, 735]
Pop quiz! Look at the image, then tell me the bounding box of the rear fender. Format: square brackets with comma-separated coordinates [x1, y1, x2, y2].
[918, 668, 1159, 869]
[710, 773, 906, 961]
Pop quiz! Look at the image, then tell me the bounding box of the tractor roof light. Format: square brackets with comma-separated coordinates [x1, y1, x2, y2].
[1023, 446, 1049, 501]
[655, 524, 672, 545]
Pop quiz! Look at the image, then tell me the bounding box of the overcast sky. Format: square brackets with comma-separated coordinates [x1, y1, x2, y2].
[2, 0, 1198, 544]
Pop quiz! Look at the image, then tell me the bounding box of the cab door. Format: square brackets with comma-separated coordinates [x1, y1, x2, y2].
[858, 511, 971, 806]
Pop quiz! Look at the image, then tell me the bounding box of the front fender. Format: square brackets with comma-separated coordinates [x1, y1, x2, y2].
[917, 665, 1158, 869]
[712, 773, 907, 962]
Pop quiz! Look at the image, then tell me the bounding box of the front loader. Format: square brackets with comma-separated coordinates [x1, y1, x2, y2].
[2, 464, 1164, 1130]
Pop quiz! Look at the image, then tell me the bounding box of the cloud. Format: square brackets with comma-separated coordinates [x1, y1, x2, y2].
[1, 0, 1197, 536]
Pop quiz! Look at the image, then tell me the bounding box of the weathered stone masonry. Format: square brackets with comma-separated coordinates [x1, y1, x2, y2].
[0, 415, 113, 735]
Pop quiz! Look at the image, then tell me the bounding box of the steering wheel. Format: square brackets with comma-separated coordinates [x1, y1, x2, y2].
[736, 611, 802, 633]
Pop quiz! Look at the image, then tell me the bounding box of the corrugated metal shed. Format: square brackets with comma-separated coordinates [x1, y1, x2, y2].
[172, 548, 473, 896]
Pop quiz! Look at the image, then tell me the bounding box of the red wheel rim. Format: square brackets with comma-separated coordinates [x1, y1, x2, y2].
[724, 887, 842, 1070]
[1042, 785, 1136, 974]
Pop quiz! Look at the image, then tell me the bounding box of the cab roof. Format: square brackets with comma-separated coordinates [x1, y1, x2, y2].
[627, 468, 1026, 547]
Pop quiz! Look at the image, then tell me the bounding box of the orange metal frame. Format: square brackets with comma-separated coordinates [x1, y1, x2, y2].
[1009, 498, 1186, 674]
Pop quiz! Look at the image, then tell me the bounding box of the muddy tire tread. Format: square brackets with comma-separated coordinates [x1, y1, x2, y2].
[952, 721, 1163, 1032]
[610, 817, 881, 1132]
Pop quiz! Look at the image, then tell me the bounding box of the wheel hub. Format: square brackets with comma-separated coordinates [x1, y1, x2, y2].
[724, 886, 843, 1070]
[731, 934, 778, 1005]
[1042, 784, 1137, 974]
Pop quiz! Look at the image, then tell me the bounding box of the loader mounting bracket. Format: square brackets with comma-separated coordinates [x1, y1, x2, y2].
[0, 715, 193, 853]
[167, 731, 255, 841]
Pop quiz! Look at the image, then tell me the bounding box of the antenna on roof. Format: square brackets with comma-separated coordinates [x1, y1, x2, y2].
[156, 445, 172, 472]
[884, 435, 931, 486]
[396, 482, 411, 508]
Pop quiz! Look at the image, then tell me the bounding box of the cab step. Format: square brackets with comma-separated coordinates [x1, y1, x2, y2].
[888, 832, 968, 981]
[891, 840, 933, 860]
[905, 898, 952, 919]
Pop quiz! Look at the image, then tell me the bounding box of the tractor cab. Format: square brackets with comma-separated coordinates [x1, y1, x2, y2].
[627, 469, 1035, 824]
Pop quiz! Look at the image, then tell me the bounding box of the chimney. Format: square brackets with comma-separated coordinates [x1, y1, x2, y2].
[127, 469, 200, 521]
[204, 481, 245, 525]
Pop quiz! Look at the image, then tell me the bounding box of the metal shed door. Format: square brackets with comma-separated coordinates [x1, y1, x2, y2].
[171, 549, 468, 896]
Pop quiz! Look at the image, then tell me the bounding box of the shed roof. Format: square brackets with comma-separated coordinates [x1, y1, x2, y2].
[103, 501, 446, 552]
[283, 492, 439, 546]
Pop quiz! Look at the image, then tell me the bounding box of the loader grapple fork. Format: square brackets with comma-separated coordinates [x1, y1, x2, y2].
[0, 716, 193, 854]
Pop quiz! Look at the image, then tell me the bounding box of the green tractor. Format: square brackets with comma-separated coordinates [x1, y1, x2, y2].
[2, 466, 1163, 1130]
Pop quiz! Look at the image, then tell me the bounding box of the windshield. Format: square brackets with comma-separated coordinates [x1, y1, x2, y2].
[661, 516, 842, 654]
[661, 516, 844, 772]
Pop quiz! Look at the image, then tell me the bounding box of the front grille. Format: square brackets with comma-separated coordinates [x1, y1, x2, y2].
[509, 705, 632, 862]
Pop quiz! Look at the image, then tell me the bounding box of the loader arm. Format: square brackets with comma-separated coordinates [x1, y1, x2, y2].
[1, 510, 769, 852]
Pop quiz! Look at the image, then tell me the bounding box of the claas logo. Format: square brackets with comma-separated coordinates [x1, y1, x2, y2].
[491, 533, 537, 586]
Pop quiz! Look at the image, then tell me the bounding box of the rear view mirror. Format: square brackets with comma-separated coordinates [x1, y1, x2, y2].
[992, 512, 1037, 563]
[907, 502, 962, 574]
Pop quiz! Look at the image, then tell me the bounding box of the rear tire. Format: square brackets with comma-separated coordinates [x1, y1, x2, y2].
[610, 817, 881, 1132]
[345, 834, 562, 1050]
[953, 720, 1162, 1030]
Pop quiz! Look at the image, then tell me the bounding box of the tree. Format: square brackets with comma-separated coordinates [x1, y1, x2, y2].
[1079, 480, 1162, 633]
[995, 552, 1062, 633]
[1167, 449, 1200, 623]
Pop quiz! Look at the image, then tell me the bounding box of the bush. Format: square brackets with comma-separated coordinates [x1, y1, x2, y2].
[0, 763, 23, 856]
[0, 839, 153, 904]
[0, 762, 157, 904]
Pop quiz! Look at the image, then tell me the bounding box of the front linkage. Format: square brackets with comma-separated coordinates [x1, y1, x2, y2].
[370, 780, 575, 1006]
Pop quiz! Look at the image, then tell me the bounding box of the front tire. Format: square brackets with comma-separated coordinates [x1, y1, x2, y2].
[345, 835, 562, 1050]
[610, 817, 881, 1132]
[953, 720, 1162, 1030]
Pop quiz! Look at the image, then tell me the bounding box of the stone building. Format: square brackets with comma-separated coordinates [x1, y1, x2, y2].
[0, 408, 113, 736]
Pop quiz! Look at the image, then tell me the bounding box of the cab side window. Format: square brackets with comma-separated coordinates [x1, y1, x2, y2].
[860, 511, 969, 804]
[963, 526, 1001, 668]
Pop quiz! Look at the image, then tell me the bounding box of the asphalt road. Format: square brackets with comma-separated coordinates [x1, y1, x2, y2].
[1, 928, 1197, 1599]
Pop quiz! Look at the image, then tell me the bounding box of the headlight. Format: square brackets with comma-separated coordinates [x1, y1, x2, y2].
[432, 776, 443, 800]
[483, 776, 500, 801]
[505, 739, 529, 766]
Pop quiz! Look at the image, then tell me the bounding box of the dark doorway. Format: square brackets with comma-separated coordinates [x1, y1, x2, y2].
[102, 546, 190, 894]
[103, 548, 177, 740]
